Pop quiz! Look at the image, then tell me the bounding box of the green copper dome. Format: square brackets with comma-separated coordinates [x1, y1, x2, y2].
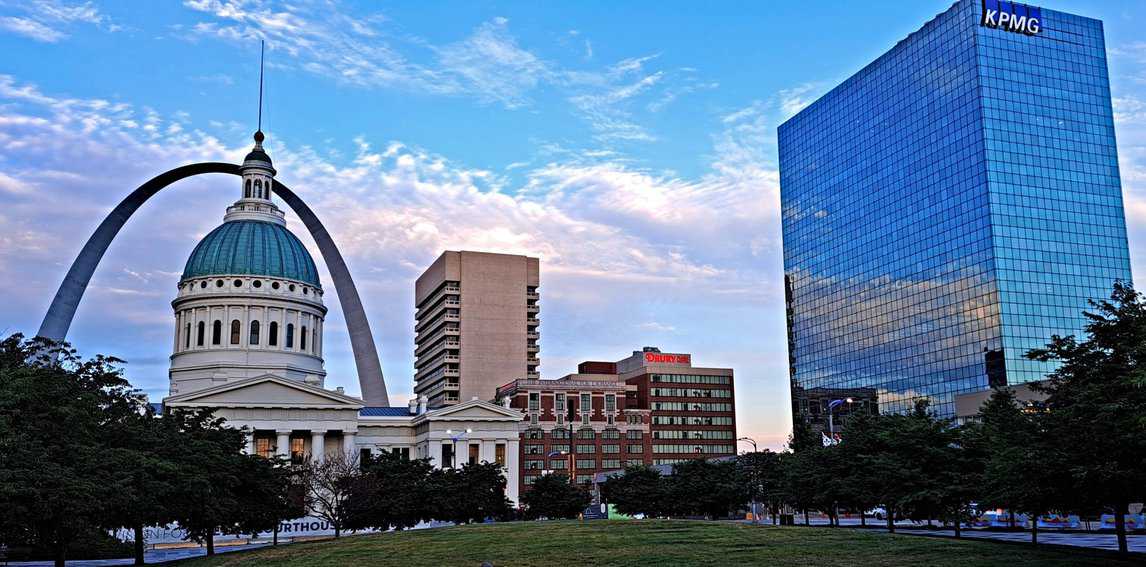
[182, 220, 320, 286]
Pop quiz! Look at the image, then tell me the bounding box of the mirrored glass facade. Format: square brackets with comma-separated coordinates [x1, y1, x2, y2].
[779, 0, 1131, 425]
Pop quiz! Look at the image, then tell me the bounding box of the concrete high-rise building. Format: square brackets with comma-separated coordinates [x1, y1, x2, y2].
[414, 251, 541, 407]
[779, 0, 1132, 424]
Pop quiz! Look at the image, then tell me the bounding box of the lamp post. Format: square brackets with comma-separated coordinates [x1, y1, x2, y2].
[547, 450, 573, 483]
[826, 398, 853, 439]
[445, 428, 472, 468]
[738, 437, 760, 525]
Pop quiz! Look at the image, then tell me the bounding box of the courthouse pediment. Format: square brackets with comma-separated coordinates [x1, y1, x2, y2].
[422, 399, 523, 422]
[164, 375, 364, 409]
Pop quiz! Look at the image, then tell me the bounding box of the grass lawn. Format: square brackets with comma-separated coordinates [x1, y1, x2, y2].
[182, 520, 1140, 566]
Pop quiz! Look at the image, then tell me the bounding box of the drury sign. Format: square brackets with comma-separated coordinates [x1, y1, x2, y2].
[982, 0, 1042, 35]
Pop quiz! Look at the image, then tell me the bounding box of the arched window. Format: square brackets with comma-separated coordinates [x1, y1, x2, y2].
[245, 179, 251, 198]
[250, 320, 260, 345]
[230, 320, 241, 345]
[269, 321, 279, 346]
[212, 320, 222, 345]
[197, 321, 205, 346]
[286, 323, 294, 348]
[300, 325, 308, 351]
[184, 323, 190, 349]
[254, 179, 262, 199]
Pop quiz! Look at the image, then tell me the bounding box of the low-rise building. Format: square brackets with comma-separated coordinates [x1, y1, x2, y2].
[497, 346, 736, 494]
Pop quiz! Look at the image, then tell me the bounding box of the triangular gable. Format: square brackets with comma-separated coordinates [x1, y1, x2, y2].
[165, 374, 364, 409]
[422, 399, 523, 421]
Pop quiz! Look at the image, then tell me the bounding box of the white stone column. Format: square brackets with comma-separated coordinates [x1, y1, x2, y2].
[245, 432, 256, 455]
[505, 438, 520, 506]
[275, 430, 291, 458]
[342, 431, 357, 457]
[311, 431, 326, 463]
[428, 439, 443, 468]
[480, 439, 495, 464]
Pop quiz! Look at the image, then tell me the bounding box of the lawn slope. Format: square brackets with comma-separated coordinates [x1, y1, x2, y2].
[183, 520, 1139, 567]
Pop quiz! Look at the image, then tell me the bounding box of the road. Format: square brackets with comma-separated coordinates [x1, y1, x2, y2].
[755, 516, 1146, 553]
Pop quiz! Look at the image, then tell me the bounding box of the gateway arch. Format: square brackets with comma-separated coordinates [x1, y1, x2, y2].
[36, 161, 390, 406]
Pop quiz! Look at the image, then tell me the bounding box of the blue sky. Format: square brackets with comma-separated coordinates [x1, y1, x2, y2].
[2, 0, 1145, 449]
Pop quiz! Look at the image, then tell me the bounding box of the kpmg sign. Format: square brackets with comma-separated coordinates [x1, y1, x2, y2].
[981, 0, 1041, 35]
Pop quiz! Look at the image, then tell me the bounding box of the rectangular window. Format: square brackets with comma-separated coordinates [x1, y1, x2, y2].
[580, 393, 591, 414]
[576, 474, 593, 484]
[577, 458, 596, 469]
[442, 443, 455, 467]
[549, 459, 568, 469]
[601, 444, 620, 454]
[577, 444, 595, 454]
[495, 443, 506, 466]
[525, 444, 543, 455]
[550, 443, 570, 453]
[528, 392, 540, 411]
[627, 444, 643, 454]
[601, 459, 622, 469]
[390, 447, 410, 459]
[525, 459, 544, 470]
[626, 430, 643, 440]
[256, 437, 273, 459]
[290, 437, 305, 464]
[555, 392, 565, 412]
[605, 394, 616, 413]
[468, 444, 480, 465]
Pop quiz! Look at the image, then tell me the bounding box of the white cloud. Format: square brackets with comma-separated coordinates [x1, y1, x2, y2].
[0, 16, 64, 42]
[0, 0, 114, 42]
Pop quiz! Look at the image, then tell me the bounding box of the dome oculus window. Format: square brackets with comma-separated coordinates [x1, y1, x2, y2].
[272, 282, 280, 290]
[233, 279, 243, 287]
[253, 280, 262, 288]
[215, 280, 224, 288]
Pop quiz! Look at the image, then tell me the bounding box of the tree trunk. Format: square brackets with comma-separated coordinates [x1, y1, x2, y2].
[1115, 500, 1128, 555]
[273, 525, 279, 546]
[53, 545, 66, 567]
[803, 509, 809, 526]
[860, 511, 867, 527]
[206, 532, 215, 556]
[954, 516, 962, 539]
[134, 523, 145, 565]
[335, 524, 341, 538]
[1009, 510, 1016, 530]
[1031, 514, 1038, 545]
[771, 509, 777, 525]
[887, 509, 895, 533]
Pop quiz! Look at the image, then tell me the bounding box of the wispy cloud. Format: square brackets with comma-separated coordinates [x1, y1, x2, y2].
[0, 0, 116, 42]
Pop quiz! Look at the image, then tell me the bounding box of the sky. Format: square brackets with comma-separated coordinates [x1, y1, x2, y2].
[2, 0, 1145, 450]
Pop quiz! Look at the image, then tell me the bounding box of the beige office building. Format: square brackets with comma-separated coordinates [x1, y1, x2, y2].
[414, 251, 540, 407]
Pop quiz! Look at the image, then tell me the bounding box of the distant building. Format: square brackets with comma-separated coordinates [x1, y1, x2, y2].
[414, 251, 540, 407]
[497, 347, 736, 494]
[779, 0, 1132, 423]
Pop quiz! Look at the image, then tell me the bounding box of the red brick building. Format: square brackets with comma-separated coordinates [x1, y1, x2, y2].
[497, 347, 736, 495]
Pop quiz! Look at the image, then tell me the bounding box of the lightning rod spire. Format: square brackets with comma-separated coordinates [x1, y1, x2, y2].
[257, 39, 265, 133]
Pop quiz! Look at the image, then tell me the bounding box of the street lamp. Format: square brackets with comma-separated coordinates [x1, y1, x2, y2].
[547, 450, 573, 483]
[445, 428, 472, 468]
[826, 398, 853, 439]
[738, 437, 760, 525]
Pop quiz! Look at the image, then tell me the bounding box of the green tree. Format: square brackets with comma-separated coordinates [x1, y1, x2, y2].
[0, 335, 145, 567]
[736, 450, 782, 524]
[347, 452, 436, 531]
[521, 474, 590, 520]
[428, 462, 512, 525]
[163, 408, 260, 555]
[667, 460, 745, 519]
[1026, 281, 1146, 555]
[299, 453, 361, 538]
[600, 464, 667, 518]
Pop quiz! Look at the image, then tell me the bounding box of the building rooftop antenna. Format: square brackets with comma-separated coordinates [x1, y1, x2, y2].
[257, 39, 265, 133]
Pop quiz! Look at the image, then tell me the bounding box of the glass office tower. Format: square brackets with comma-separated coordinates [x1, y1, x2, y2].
[779, 0, 1131, 425]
